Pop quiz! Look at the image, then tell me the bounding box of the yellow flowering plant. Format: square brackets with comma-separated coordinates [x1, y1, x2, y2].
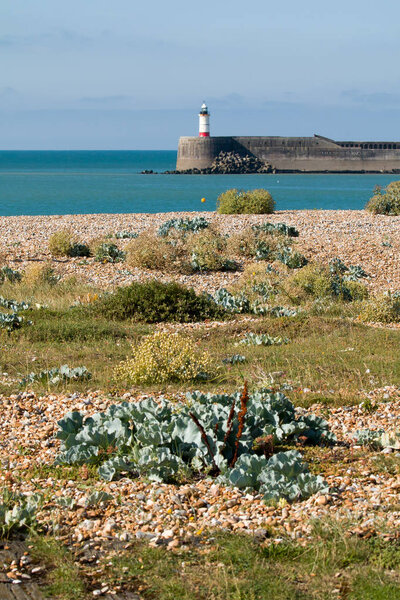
[114, 330, 214, 385]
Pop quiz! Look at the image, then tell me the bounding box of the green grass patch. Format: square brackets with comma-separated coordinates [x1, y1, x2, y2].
[1, 300, 399, 401]
[102, 525, 400, 600]
[29, 535, 87, 599]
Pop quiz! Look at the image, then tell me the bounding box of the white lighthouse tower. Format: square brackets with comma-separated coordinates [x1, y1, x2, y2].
[199, 102, 210, 137]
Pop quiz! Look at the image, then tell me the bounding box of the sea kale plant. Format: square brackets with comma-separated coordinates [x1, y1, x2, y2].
[238, 332, 289, 346]
[212, 287, 298, 318]
[252, 222, 299, 238]
[0, 295, 32, 331]
[276, 246, 308, 269]
[0, 266, 22, 284]
[95, 243, 126, 263]
[0, 490, 42, 538]
[20, 364, 92, 387]
[158, 216, 210, 237]
[55, 385, 334, 503]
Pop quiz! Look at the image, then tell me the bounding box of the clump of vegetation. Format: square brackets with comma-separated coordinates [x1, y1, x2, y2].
[55, 385, 334, 502]
[358, 291, 400, 323]
[0, 490, 42, 538]
[188, 229, 237, 272]
[283, 261, 368, 305]
[0, 311, 27, 331]
[227, 226, 283, 261]
[114, 330, 214, 385]
[239, 332, 289, 346]
[115, 230, 138, 239]
[0, 266, 22, 284]
[94, 242, 126, 263]
[20, 364, 91, 387]
[222, 354, 246, 365]
[0, 296, 30, 311]
[157, 216, 210, 237]
[365, 181, 400, 215]
[276, 246, 308, 269]
[96, 280, 225, 323]
[252, 222, 299, 237]
[217, 188, 275, 214]
[24, 262, 60, 286]
[68, 243, 91, 257]
[48, 230, 90, 257]
[126, 228, 235, 274]
[48, 229, 75, 257]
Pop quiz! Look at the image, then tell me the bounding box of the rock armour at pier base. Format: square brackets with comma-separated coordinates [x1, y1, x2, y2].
[0, 210, 399, 294]
[164, 151, 273, 174]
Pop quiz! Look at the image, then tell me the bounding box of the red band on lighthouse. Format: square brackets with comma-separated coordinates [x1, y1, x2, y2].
[199, 102, 210, 137]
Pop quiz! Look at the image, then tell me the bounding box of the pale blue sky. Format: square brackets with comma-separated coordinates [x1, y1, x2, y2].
[1, 0, 400, 148]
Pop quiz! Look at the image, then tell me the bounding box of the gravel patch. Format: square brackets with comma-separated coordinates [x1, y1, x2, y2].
[0, 210, 399, 293]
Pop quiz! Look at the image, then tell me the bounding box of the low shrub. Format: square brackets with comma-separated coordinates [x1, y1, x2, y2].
[284, 262, 368, 304]
[217, 188, 275, 214]
[126, 230, 236, 274]
[48, 229, 75, 257]
[126, 232, 189, 272]
[188, 229, 236, 272]
[358, 292, 400, 323]
[344, 281, 369, 301]
[24, 262, 60, 286]
[227, 227, 282, 260]
[96, 280, 226, 323]
[114, 330, 214, 384]
[365, 181, 400, 215]
[284, 264, 333, 303]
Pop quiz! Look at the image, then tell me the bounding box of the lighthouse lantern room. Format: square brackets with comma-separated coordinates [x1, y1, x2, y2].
[199, 102, 210, 137]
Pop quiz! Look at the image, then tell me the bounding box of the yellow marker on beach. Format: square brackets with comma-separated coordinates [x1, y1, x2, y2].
[201, 197, 206, 203]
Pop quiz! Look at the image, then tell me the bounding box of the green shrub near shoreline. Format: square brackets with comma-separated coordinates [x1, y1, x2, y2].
[96, 280, 226, 323]
[365, 181, 400, 215]
[217, 188, 275, 214]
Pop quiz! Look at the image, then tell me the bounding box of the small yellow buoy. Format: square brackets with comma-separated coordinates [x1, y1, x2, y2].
[201, 197, 206, 203]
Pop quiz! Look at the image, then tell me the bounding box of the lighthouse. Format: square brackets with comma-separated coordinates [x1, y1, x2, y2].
[199, 102, 210, 137]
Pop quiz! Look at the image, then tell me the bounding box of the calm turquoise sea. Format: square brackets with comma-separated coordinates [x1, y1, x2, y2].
[0, 150, 398, 216]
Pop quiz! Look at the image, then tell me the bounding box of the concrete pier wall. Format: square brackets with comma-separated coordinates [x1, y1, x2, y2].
[176, 135, 400, 173]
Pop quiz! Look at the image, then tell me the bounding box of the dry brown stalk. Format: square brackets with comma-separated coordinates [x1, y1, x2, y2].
[230, 381, 249, 467]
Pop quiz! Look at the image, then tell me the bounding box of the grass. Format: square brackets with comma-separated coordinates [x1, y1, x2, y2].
[26, 523, 400, 600]
[29, 535, 87, 599]
[1, 303, 399, 401]
[2, 274, 399, 599]
[103, 522, 400, 600]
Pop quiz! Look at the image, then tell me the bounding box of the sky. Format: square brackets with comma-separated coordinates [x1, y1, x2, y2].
[1, 0, 400, 148]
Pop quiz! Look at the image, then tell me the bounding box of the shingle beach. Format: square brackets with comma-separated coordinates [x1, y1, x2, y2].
[1, 210, 399, 293]
[1, 209, 399, 594]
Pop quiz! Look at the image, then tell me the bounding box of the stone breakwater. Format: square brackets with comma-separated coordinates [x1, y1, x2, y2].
[0, 210, 399, 293]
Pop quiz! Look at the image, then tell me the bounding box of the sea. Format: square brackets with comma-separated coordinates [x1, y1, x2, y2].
[0, 150, 398, 216]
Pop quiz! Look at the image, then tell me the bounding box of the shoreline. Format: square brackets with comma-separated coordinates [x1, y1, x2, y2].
[1, 209, 399, 293]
